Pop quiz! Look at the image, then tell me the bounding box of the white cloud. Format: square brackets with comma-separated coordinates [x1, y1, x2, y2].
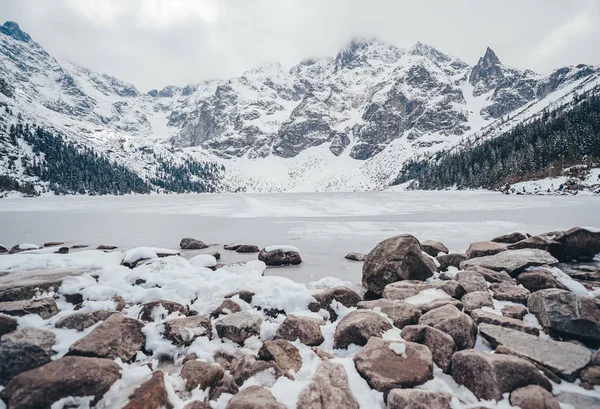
[531, 13, 593, 63]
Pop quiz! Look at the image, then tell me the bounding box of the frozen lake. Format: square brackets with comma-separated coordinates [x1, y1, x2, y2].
[0, 191, 598, 284]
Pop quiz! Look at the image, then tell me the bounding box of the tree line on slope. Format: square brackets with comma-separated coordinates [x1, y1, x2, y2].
[393, 87, 600, 190]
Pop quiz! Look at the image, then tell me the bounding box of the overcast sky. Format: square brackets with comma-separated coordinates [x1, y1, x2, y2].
[1, 0, 599, 91]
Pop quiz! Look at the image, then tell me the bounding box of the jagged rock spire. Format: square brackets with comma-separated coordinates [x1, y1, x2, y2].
[0, 21, 31, 43]
[469, 47, 502, 85]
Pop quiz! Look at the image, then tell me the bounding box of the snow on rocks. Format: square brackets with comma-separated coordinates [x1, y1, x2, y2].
[460, 249, 559, 277]
[307, 286, 361, 320]
[8, 243, 40, 254]
[189, 254, 217, 268]
[122, 371, 173, 409]
[163, 315, 212, 346]
[122, 247, 180, 268]
[0, 327, 55, 383]
[54, 309, 117, 331]
[0, 297, 58, 319]
[554, 226, 600, 261]
[215, 311, 262, 345]
[333, 310, 393, 349]
[258, 246, 302, 266]
[259, 339, 302, 374]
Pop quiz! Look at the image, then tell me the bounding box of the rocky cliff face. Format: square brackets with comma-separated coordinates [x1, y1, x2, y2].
[1, 21, 599, 192]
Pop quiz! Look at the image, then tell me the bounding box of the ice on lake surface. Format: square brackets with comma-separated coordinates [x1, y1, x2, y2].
[0, 191, 598, 284]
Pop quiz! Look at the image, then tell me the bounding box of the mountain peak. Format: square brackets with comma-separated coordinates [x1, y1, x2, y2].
[334, 37, 404, 71]
[480, 47, 501, 67]
[0, 21, 32, 42]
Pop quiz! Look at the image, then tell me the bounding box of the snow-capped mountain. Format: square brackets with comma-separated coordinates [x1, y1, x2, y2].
[1, 21, 599, 193]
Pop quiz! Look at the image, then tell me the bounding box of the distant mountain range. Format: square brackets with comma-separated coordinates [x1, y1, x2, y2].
[1, 21, 599, 194]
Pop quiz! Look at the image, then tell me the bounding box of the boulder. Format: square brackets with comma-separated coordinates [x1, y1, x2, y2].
[579, 365, 600, 389]
[353, 337, 433, 396]
[297, 360, 359, 409]
[236, 244, 260, 253]
[460, 291, 493, 314]
[418, 304, 477, 350]
[465, 241, 506, 259]
[451, 350, 552, 401]
[362, 235, 437, 295]
[224, 244, 242, 250]
[55, 310, 117, 331]
[164, 315, 212, 346]
[0, 356, 121, 409]
[0, 244, 7, 253]
[9, 244, 40, 254]
[0, 270, 83, 302]
[208, 374, 239, 402]
[231, 355, 283, 386]
[209, 251, 221, 260]
[400, 325, 456, 373]
[492, 232, 530, 244]
[43, 241, 64, 247]
[181, 359, 225, 390]
[211, 299, 242, 318]
[436, 253, 466, 271]
[333, 310, 393, 349]
[276, 315, 324, 346]
[555, 227, 600, 261]
[258, 246, 302, 266]
[387, 389, 451, 409]
[138, 300, 189, 322]
[68, 313, 145, 361]
[382, 280, 465, 301]
[509, 385, 560, 409]
[479, 323, 592, 381]
[507, 235, 565, 262]
[460, 249, 559, 277]
[123, 371, 173, 409]
[184, 402, 211, 409]
[259, 339, 302, 373]
[345, 252, 366, 261]
[420, 240, 449, 257]
[502, 304, 528, 320]
[0, 313, 18, 336]
[180, 238, 208, 250]
[0, 327, 56, 383]
[455, 271, 488, 293]
[517, 269, 567, 293]
[465, 265, 513, 283]
[215, 312, 262, 345]
[55, 247, 69, 254]
[224, 290, 255, 303]
[0, 297, 59, 319]
[357, 299, 421, 329]
[490, 282, 531, 304]
[308, 286, 361, 320]
[226, 386, 285, 409]
[417, 299, 463, 314]
[528, 289, 600, 343]
[471, 309, 539, 335]
[97, 244, 118, 250]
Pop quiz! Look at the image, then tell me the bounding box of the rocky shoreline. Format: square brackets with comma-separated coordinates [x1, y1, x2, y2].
[0, 227, 599, 408]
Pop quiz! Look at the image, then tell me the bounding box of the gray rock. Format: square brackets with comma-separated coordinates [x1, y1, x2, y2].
[400, 325, 456, 373]
[0, 313, 18, 336]
[382, 280, 465, 301]
[0, 356, 121, 409]
[517, 269, 567, 293]
[164, 315, 212, 346]
[226, 386, 285, 409]
[55, 310, 117, 331]
[0, 327, 56, 383]
[333, 310, 393, 349]
[502, 304, 528, 320]
[417, 298, 463, 314]
[215, 312, 262, 345]
[362, 235, 437, 295]
[555, 227, 600, 261]
[492, 232, 530, 244]
[297, 360, 359, 409]
[472, 309, 539, 335]
[510, 385, 560, 409]
[455, 271, 488, 293]
[138, 300, 189, 322]
[507, 235, 565, 262]
[258, 248, 302, 266]
[68, 313, 145, 361]
[436, 253, 466, 271]
[465, 241, 507, 259]
[122, 371, 173, 409]
[420, 240, 449, 257]
[180, 237, 208, 249]
[479, 323, 591, 381]
[308, 286, 361, 320]
[181, 359, 225, 390]
[353, 337, 433, 396]
[387, 389, 451, 409]
[345, 252, 366, 261]
[259, 339, 302, 373]
[0, 297, 59, 319]
[235, 244, 260, 253]
[9, 244, 40, 254]
[418, 304, 477, 350]
[451, 349, 552, 401]
[528, 289, 600, 343]
[460, 291, 493, 314]
[490, 281, 530, 304]
[556, 392, 600, 409]
[357, 299, 421, 329]
[276, 315, 324, 346]
[460, 249, 559, 277]
[465, 265, 513, 283]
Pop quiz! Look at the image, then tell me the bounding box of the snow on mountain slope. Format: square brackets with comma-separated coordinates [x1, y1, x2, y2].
[1, 21, 599, 193]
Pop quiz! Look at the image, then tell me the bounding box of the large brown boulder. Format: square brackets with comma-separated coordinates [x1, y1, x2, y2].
[55, 310, 117, 331]
[400, 325, 456, 373]
[164, 315, 212, 346]
[0, 298, 59, 319]
[528, 289, 600, 343]
[0, 327, 56, 383]
[465, 265, 512, 283]
[297, 360, 359, 409]
[387, 389, 451, 409]
[333, 310, 392, 349]
[555, 227, 600, 261]
[68, 313, 145, 361]
[276, 315, 324, 346]
[215, 312, 262, 345]
[226, 386, 285, 409]
[180, 238, 208, 249]
[382, 280, 465, 301]
[517, 269, 567, 293]
[353, 337, 433, 396]
[451, 350, 552, 401]
[460, 249, 559, 277]
[308, 286, 361, 320]
[509, 385, 560, 409]
[508, 235, 565, 262]
[0, 356, 121, 409]
[455, 271, 488, 293]
[259, 339, 302, 373]
[502, 304, 528, 320]
[357, 299, 421, 329]
[123, 371, 173, 409]
[258, 247, 302, 266]
[418, 304, 477, 350]
[460, 291, 493, 315]
[465, 241, 507, 259]
[362, 235, 437, 295]
[420, 240, 449, 257]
